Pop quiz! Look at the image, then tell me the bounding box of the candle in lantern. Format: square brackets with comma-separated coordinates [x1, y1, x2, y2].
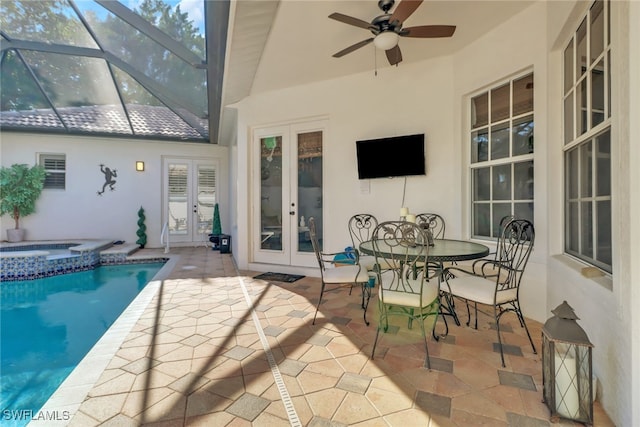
[400, 207, 409, 217]
[555, 353, 580, 419]
[406, 214, 416, 223]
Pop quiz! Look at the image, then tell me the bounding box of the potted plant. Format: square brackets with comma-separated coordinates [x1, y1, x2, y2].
[0, 163, 46, 242]
[136, 206, 147, 248]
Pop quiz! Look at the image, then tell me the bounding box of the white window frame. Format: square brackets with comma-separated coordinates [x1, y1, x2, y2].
[38, 153, 66, 190]
[469, 71, 535, 240]
[562, 0, 612, 273]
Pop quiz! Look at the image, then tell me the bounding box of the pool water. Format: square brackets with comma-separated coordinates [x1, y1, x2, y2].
[0, 262, 164, 426]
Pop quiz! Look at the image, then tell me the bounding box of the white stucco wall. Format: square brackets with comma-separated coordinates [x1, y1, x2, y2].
[0, 133, 230, 248]
[233, 55, 457, 273]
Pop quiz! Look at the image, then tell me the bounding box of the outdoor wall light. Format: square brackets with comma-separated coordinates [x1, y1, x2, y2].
[135, 161, 145, 172]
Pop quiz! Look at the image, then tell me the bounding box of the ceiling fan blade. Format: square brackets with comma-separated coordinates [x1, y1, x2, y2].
[386, 45, 402, 66]
[389, 0, 423, 25]
[402, 25, 456, 38]
[329, 12, 374, 30]
[332, 38, 374, 58]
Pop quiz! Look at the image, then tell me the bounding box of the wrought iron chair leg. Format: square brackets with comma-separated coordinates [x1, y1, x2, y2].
[495, 306, 506, 367]
[420, 319, 431, 370]
[433, 308, 449, 341]
[312, 283, 326, 325]
[474, 302, 479, 329]
[361, 282, 371, 326]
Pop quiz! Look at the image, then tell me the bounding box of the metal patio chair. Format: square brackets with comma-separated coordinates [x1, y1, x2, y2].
[441, 218, 537, 367]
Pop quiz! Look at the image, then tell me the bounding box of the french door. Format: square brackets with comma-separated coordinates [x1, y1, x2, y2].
[163, 157, 217, 245]
[252, 120, 325, 267]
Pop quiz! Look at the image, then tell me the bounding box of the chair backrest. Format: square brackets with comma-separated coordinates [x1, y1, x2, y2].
[372, 221, 436, 301]
[494, 218, 535, 292]
[348, 214, 378, 249]
[308, 217, 324, 270]
[415, 213, 445, 239]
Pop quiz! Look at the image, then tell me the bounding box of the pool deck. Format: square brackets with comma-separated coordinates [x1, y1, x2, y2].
[32, 246, 614, 427]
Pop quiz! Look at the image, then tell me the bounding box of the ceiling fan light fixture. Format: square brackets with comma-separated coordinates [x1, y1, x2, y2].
[373, 31, 399, 50]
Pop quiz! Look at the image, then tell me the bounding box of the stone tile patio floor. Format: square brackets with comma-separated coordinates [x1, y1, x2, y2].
[56, 247, 613, 426]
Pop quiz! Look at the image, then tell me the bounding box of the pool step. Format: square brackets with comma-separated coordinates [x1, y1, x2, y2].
[100, 243, 140, 264]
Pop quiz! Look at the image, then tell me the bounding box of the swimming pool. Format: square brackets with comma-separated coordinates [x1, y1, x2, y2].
[0, 262, 165, 426]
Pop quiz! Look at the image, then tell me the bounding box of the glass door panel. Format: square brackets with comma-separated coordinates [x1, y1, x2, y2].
[296, 131, 323, 255]
[164, 158, 217, 244]
[253, 121, 326, 267]
[168, 163, 188, 236]
[260, 136, 284, 250]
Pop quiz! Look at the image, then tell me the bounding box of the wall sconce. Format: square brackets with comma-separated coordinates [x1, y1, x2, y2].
[135, 161, 145, 172]
[542, 301, 594, 424]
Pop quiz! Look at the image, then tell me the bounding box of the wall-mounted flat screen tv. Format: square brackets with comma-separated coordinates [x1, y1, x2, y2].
[356, 133, 426, 179]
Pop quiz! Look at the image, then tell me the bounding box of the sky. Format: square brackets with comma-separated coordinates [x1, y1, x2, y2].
[125, 0, 205, 34]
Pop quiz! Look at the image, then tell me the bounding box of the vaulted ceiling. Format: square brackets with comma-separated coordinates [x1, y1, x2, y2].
[219, 0, 535, 143]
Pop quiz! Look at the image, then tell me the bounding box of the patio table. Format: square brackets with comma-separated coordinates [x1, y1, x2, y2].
[358, 238, 490, 333]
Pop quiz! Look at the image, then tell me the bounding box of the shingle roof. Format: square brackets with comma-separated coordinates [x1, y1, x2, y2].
[1, 104, 208, 141]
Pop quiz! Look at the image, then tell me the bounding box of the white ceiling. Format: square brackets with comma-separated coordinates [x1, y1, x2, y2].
[219, 0, 535, 142]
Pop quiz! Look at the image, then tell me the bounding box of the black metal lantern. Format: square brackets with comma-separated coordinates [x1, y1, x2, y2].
[542, 301, 594, 424]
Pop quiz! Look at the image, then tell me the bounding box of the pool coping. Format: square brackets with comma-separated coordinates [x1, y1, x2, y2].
[28, 254, 179, 426]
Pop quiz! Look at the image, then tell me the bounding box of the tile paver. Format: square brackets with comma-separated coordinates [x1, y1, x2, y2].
[38, 247, 615, 427]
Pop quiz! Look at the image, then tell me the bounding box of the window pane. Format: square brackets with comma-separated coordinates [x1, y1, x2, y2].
[566, 201, 579, 253]
[581, 201, 593, 257]
[590, 1, 605, 64]
[491, 83, 510, 122]
[473, 204, 490, 237]
[564, 38, 574, 93]
[513, 74, 534, 116]
[492, 203, 511, 237]
[512, 116, 534, 156]
[576, 18, 587, 77]
[493, 164, 511, 200]
[473, 168, 491, 201]
[567, 147, 579, 199]
[592, 59, 605, 127]
[597, 200, 611, 267]
[564, 93, 574, 144]
[471, 130, 489, 163]
[514, 202, 534, 224]
[1, 50, 53, 113]
[491, 123, 510, 160]
[514, 161, 534, 200]
[0, 1, 98, 48]
[471, 92, 488, 128]
[20, 51, 131, 134]
[577, 78, 588, 136]
[580, 142, 593, 197]
[596, 130, 611, 196]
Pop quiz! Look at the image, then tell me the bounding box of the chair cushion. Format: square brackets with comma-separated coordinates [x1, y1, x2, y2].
[324, 265, 369, 284]
[359, 255, 377, 271]
[379, 278, 439, 308]
[441, 275, 517, 305]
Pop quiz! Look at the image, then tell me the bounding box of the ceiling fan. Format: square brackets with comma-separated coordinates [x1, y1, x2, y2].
[329, 0, 456, 66]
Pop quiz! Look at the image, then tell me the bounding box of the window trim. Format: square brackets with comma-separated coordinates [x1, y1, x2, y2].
[38, 152, 66, 190]
[561, 0, 612, 274]
[468, 70, 535, 241]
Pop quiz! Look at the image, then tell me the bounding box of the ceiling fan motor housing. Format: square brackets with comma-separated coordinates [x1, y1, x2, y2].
[378, 0, 395, 13]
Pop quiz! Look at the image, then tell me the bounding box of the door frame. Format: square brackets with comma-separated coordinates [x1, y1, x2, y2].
[251, 119, 327, 268]
[162, 156, 218, 246]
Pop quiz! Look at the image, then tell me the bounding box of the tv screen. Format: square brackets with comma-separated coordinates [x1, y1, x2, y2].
[356, 133, 426, 179]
